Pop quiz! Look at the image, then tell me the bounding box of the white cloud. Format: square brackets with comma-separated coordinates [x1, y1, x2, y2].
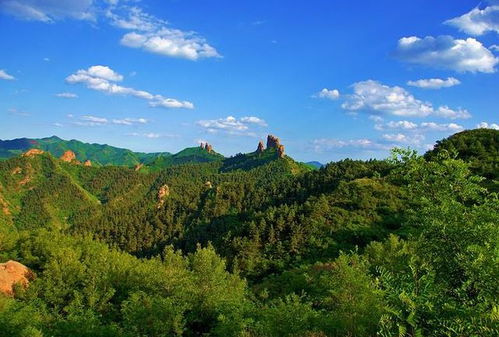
[1, 2, 220, 61]
[395, 35, 498, 73]
[0, 0, 96, 22]
[0, 69, 15, 80]
[407, 77, 460, 89]
[342, 80, 471, 119]
[112, 117, 148, 125]
[491, 44, 499, 51]
[445, 5, 499, 35]
[73, 115, 149, 127]
[342, 80, 433, 117]
[196, 116, 267, 136]
[56, 92, 78, 98]
[240, 116, 268, 126]
[375, 120, 464, 133]
[120, 28, 221, 61]
[53, 122, 63, 127]
[434, 106, 471, 119]
[476, 121, 499, 130]
[381, 133, 426, 145]
[66, 65, 194, 109]
[315, 88, 340, 100]
[128, 132, 178, 139]
[312, 138, 390, 152]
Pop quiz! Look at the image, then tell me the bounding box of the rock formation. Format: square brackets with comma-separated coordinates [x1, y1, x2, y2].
[60, 150, 76, 163]
[83, 160, 92, 167]
[205, 181, 213, 189]
[22, 149, 44, 157]
[200, 142, 214, 153]
[266, 135, 285, 158]
[266, 135, 281, 149]
[0, 260, 32, 296]
[277, 144, 285, 158]
[256, 140, 265, 153]
[134, 163, 144, 171]
[157, 184, 170, 208]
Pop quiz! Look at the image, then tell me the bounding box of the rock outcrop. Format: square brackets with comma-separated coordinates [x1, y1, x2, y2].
[157, 184, 170, 208]
[60, 150, 76, 163]
[256, 140, 265, 153]
[266, 135, 281, 149]
[205, 181, 213, 189]
[266, 135, 285, 158]
[134, 163, 144, 171]
[277, 144, 285, 158]
[83, 160, 92, 167]
[0, 260, 32, 296]
[200, 142, 213, 153]
[22, 149, 44, 157]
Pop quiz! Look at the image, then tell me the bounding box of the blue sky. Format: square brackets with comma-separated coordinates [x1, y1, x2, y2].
[0, 0, 498, 162]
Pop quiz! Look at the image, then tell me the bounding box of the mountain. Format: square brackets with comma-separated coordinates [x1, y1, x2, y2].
[305, 161, 324, 169]
[425, 128, 498, 191]
[0, 136, 171, 166]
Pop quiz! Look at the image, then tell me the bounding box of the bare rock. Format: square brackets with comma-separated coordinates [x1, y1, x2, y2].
[60, 150, 76, 163]
[205, 181, 213, 189]
[83, 160, 92, 167]
[22, 149, 44, 157]
[157, 184, 170, 208]
[256, 140, 265, 153]
[0, 260, 32, 296]
[266, 135, 281, 149]
[277, 144, 285, 158]
[134, 163, 144, 171]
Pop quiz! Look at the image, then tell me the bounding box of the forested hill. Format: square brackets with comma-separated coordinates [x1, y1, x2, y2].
[0, 129, 498, 337]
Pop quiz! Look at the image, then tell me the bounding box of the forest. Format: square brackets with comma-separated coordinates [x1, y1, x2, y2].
[0, 129, 497, 337]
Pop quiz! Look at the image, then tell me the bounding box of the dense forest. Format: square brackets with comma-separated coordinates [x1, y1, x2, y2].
[0, 129, 497, 337]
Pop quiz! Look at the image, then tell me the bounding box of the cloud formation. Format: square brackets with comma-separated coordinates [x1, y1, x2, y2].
[73, 115, 149, 127]
[312, 138, 390, 152]
[407, 77, 460, 89]
[66, 65, 194, 109]
[395, 35, 498, 73]
[445, 5, 499, 35]
[0, 0, 95, 22]
[196, 116, 267, 136]
[0, 69, 15, 80]
[315, 88, 340, 100]
[0, 2, 220, 61]
[56, 92, 78, 98]
[375, 119, 463, 132]
[476, 121, 499, 130]
[342, 80, 469, 119]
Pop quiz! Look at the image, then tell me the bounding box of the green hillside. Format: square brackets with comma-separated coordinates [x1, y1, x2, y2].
[0, 130, 497, 337]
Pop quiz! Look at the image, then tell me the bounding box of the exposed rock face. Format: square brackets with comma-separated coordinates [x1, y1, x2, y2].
[83, 160, 92, 167]
[157, 184, 170, 208]
[277, 144, 285, 158]
[266, 135, 285, 158]
[60, 150, 76, 163]
[266, 135, 281, 149]
[205, 181, 213, 189]
[0, 260, 32, 296]
[200, 142, 213, 153]
[134, 163, 144, 171]
[22, 149, 44, 157]
[256, 140, 265, 153]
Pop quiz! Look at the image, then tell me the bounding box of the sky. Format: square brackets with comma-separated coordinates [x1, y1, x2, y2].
[0, 0, 498, 163]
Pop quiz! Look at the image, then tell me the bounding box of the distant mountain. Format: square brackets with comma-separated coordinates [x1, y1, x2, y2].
[0, 136, 171, 166]
[305, 161, 324, 169]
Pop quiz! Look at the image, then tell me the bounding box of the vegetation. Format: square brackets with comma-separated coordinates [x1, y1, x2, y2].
[0, 129, 497, 336]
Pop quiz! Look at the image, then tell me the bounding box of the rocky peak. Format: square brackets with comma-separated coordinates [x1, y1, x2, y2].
[83, 160, 92, 167]
[266, 135, 281, 149]
[0, 260, 32, 296]
[22, 149, 44, 157]
[256, 140, 265, 153]
[277, 144, 285, 158]
[266, 135, 285, 158]
[200, 142, 214, 153]
[60, 150, 76, 163]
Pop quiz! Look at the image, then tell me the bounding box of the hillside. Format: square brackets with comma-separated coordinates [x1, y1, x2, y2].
[0, 130, 497, 337]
